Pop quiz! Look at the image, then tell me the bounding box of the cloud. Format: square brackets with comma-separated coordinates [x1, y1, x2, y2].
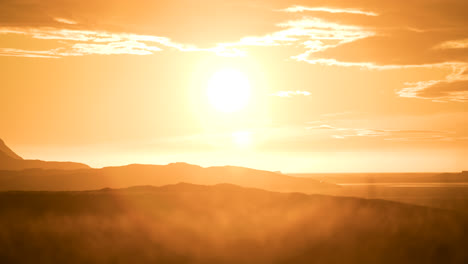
[399, 80, 468, 102]
[301, 30, 468, 66]
[0, 26, 255, 57]
[292, 57, 457, 70]
[435, 38, 468, 49]
[0, 27, 203, 57]
[306, 124, 455, 141]
[398, 64, 468, 102]
[1, 0, 467, 73]
[294, 58, 468, 102]
[0, 28, 177, 46]
[54, 18, 77, 25]
[70, 41, 162, 55]
[331, 135, 345, 139]
[275, 2, 468, 67]
[280, 5, 378, 16]
[306, 124, 334, 129]
[271, 90, 311, 97]
[0, 48, 60, 58]
[217, 17, 374, 59]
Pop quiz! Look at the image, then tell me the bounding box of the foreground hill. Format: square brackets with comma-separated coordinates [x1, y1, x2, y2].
[0, 139, 89, 171]
[0, 183, 467, 263]
[0, 162, 336, 193]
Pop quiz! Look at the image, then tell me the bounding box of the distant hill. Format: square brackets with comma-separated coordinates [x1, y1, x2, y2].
[290, 172, 468, 184]
[0, 138, 90, 171]
[0, 162, 337, 192]
[0, 183, 466, 264]
[0, 139, 336, 193]
[430, 171, 468, 182]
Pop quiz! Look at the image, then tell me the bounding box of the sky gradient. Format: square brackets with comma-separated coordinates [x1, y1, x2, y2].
[1, 0, 467, 172]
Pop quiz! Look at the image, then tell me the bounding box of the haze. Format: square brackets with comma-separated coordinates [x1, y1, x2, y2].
[1, 2, 468, 262]
[1, 0, 467, 172]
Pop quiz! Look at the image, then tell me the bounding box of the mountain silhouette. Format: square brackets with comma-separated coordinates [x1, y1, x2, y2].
[0, 139, 336, 192]
[0, 138, 23, 160]
[0, 183, 466, 264]
[0, 162, 337, 192]
[0, 138, 89, 171]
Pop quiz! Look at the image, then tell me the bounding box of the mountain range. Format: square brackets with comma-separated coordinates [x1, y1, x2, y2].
[0, 138, 336, 192]
[1, 138, 468, 263]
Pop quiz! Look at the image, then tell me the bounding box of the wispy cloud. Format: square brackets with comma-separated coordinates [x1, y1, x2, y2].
[0, 8, 376, 61]
[0, 48, 60, 58]
[53, 18, 78, 25]
[434, 38, 468, 49]
[0, 27, 254, 57]
[70, 41, 162, 55]
[306, 124, 335, 129]
[293, 58, 459, 70]
[271, 91, 311, 97]
[295, 58, 468, 102]
[280, 5, 378, 16]
[399, 80, 468, 102]
[398, 64, 468, 102]
[0, 27, 203, 57]
[306, 124, 455, 141]
[217, 17, 374, 60]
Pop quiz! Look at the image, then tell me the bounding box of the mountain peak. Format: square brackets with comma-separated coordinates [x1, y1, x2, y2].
[0, 138, 23, 160]
[0, 138, 90, 171]
[167, 162, 202, 168]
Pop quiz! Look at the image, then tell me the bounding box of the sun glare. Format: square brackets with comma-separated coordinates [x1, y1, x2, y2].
[232, 130, 252, 148]
[207, 69, 251, 113]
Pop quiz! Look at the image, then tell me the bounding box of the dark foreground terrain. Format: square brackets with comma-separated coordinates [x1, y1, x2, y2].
[1, 183, 467, 264]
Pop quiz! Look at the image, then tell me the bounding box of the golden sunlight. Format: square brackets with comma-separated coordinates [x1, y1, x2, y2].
[207, 68, 251, 113]
[2, 1, 468, 263]
[232, 130, 252, 148]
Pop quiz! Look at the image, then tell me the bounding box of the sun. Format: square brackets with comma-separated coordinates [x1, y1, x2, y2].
[207, 68, 251, 113]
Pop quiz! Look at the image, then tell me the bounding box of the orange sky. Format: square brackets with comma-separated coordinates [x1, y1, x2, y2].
[1, 0, 467, 172]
